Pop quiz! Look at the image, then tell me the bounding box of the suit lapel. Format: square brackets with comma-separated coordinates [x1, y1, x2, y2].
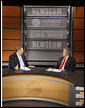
[59, 57, 64, 67]
[15, 53, 20, 67]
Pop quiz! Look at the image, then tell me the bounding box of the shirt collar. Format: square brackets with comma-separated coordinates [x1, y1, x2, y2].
[64, 55, 69, 60]
[66, 55, 69, 59]
[16, 53, 21, 57]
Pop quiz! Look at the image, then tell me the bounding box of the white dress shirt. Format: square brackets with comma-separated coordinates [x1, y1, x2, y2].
[16, 53, 25, 69]
[61, 56, 69, 70]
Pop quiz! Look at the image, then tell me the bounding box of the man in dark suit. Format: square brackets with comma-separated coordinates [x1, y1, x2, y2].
[54, 48, 76, 72]
[9, 45, 35, 70]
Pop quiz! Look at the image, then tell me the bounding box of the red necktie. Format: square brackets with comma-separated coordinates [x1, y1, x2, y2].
[59, 57, 66, 69]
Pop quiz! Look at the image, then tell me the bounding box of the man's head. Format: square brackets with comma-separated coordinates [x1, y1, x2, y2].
[63, 48, 70, 57]
[16, 45, 24, 55]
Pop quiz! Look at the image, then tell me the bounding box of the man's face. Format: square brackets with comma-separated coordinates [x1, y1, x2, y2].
[63, 49, 68, 57]
[18, 48, 24, 55]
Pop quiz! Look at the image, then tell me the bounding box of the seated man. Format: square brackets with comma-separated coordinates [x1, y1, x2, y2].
[9, 45, 35, 70]
[54, 48, 76, 72]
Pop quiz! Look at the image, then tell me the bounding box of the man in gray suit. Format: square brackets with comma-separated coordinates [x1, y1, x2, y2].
[54, 48, 76, 72]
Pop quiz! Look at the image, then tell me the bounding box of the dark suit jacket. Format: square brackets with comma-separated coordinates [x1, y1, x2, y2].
[9, 52, 29, 70]
[54, 56, 76, 72]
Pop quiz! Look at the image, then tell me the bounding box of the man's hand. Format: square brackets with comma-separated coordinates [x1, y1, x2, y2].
[14, 65, 18, 70]
[28, 65, 35, 68]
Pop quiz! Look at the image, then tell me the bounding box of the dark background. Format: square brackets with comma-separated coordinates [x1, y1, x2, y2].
[2, 0, 84, 6]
